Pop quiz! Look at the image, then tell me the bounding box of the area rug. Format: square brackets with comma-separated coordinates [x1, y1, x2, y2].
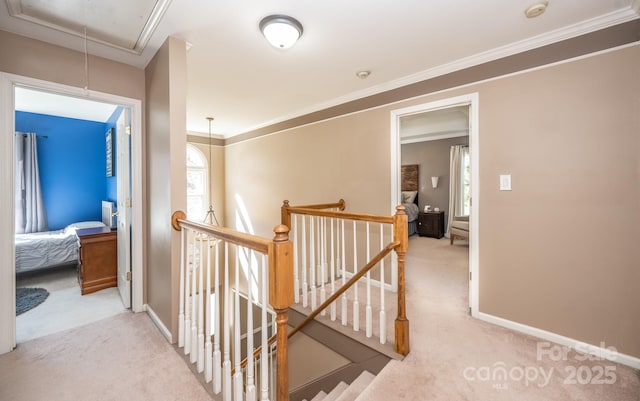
[16, 287, 49, 315]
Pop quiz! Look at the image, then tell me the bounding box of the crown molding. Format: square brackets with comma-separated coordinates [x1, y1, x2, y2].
[227, 6, 640, 138]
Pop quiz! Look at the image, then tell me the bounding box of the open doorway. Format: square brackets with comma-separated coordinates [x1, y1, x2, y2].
[390, 93, 479, 316]
[13, 87, 129, 342]
[0, 73, 144, 353]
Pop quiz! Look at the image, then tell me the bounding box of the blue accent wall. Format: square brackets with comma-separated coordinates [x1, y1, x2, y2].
[16, 111, 108, 230]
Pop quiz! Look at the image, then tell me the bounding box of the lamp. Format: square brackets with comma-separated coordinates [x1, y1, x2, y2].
[203, 117, 219, 226]
[431, 176, 439, 189]
[259, 15, 303, 49]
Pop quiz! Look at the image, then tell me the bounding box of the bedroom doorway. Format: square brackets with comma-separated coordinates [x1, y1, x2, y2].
[390, 93, 479, 316]
[0, 73, 144, 353]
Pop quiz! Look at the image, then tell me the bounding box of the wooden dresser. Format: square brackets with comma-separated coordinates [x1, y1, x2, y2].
[417, 211, 445, 239]
[76, 227, 117, 295]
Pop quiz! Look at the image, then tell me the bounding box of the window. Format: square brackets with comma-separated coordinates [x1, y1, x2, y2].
[459, 146, 471, 216]
[186, 144, 208, 221]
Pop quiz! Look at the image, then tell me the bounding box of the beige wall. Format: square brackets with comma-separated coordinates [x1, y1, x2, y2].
[401, 136, 469, 224]
[145, 36, 187, 340]
[225, 45, 640, 358]
[187, 139, 226, 226]
[0, 30, 144, 101]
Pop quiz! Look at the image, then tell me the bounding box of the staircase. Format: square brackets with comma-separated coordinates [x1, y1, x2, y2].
[304, 371, 375, 401]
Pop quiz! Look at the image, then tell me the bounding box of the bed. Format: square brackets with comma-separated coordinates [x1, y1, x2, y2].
[401, 164, 420, 236]
[15, 220, 108, 274]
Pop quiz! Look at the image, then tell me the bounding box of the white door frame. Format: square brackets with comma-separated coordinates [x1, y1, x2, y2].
[0, 73, 145, 354]
[389, 92, 480, 317]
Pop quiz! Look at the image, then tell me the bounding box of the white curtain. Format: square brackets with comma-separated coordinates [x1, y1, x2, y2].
[15, 132, 48, 234]
[447, 145, 464, 237]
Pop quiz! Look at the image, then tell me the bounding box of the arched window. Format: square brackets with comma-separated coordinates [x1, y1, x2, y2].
[186, 144, 208, 221]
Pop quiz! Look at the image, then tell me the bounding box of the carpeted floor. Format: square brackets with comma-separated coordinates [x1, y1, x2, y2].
[2, 237, 638, 400]
[355, 236, 640, 401]
[16, 264, 126, 343]
[0, 312, 212, 401]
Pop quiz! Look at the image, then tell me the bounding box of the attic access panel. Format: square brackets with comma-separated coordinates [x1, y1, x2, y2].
[6, 0, 171, 53]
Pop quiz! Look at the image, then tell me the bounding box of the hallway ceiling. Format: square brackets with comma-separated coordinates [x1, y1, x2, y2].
[1, 1, 638, 137]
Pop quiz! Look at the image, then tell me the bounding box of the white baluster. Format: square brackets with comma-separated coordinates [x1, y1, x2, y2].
[205, 237, 213, 382]
[310, 216, 316, 310]
[366, 222, 372, 338]
[341, 219, 347, 326]
[179, 228, 185, 348]
[335, 213, 341, 278]
[198, 236, 205, 371]
[320, 217, 327, 316]
[233, 250, 243, 401]
[330, 217, 336, 321]
[260, 254, 270, 401]
[301, 215, 308, 308]
[353, 220, 359, 332]
[190, 231, 198, 364]
[223, 243, 231, 401]
[213, 239, 222, 393]
[246, 250, 256, 401]
[293, 215, 299, 304]
[380, 224, 387, 345]
[185, 230, 192, 355]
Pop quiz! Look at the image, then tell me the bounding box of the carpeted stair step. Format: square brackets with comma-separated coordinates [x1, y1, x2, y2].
[307, 390, 327, 401]
[322, 381, 349, 401]
[333, 371, 375, 401]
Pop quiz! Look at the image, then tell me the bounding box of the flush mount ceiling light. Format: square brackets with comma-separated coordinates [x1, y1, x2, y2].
[259, 15, 303, 49]
[525, 1, 548, 18]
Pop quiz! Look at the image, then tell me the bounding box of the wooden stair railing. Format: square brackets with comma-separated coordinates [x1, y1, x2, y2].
[171, 211, 293, 401]
[281, 200, 410, 356]
[232, 199, 410, 391]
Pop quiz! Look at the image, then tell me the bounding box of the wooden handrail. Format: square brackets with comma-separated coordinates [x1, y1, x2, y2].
[286, 207, 394, 224]
[282, 199, 345, 211]
[172, 212, 271, 254]
[288, 241, 400, 339]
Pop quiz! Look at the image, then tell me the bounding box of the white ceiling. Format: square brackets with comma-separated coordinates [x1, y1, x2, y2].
[1, 1, 638, 137]
[15, 87, 118, 122]
[400, 106, 469, 144]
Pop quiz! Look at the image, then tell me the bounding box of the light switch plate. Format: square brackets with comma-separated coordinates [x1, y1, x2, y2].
[499, 174, 512, 191]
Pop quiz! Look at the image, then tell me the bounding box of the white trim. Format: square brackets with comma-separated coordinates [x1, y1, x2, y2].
[145, 304, 173, 343]
[477, 312, 640, 370]
[0, 74, 16, 354]
[226, 7, 638, 139]
[390, 93, 480, 316]
[0, 74, 145, 355]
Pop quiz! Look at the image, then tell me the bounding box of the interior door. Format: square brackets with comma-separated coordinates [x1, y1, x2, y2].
[116, 108, 131, 308]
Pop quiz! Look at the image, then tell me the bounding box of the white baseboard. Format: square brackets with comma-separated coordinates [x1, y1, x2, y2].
[144, 304, 173, 343]
[477, 312, 640, 370]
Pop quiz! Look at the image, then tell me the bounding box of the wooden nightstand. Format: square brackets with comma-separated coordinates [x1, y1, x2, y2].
[77, 227, 117, 295]
[417, 211, 445, 239]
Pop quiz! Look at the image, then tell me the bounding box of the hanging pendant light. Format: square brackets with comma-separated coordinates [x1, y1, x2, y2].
[203, 117, 219, 226]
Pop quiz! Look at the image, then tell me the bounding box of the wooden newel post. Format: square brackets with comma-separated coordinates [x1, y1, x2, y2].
[269, 224, 293, 401]
[281, 200, 291, 230]
[393, 205, 410, 356]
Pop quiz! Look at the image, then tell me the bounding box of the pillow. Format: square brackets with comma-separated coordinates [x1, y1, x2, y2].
[65, 221, 106, 232]
[401, 191, 418, 204]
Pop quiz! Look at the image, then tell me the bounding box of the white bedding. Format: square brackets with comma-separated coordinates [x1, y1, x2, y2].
[15, 221, 106, 274]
